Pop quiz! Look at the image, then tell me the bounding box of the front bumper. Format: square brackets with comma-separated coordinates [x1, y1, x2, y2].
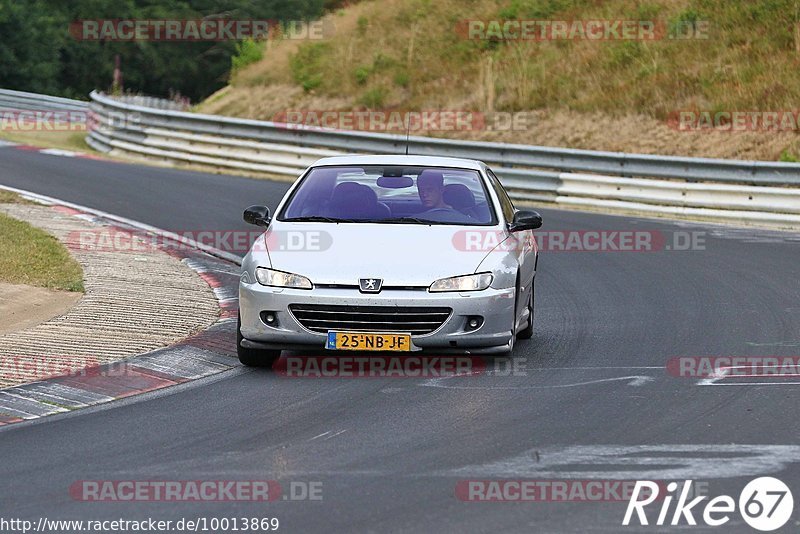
[239, 282, 515, 354]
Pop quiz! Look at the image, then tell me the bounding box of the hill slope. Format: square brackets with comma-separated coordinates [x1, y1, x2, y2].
[197, 0, 800, 161]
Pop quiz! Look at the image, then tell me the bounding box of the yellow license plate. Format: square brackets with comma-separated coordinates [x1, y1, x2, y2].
[326, 331, 412, 352]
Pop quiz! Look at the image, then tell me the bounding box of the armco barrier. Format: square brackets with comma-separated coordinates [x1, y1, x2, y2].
[25, 89, 800, 228]
[0, 89, 88, 128]
[0, 89, 88, 113]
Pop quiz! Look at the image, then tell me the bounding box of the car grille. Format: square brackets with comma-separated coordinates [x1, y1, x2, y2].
[289, 304, 452, 335]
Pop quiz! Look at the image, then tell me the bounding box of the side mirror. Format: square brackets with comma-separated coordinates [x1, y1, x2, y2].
[508, 210, 542, 232]
[244, 205, 271, 227]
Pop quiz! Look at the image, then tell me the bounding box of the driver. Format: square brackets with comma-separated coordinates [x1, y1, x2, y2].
[417, 171, 448, 210]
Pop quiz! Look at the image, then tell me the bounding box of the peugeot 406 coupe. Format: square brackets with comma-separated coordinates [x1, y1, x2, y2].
[237, 155, 542, 366]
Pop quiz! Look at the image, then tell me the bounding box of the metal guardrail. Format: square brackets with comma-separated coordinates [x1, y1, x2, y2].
[86, 90, 800, 227]
[89, 91, 800, 185]
[0, 88, 764, 228]
[0, 89, 88, 128]
[0, 89, 88, 113]
[0, 90, 185, 133]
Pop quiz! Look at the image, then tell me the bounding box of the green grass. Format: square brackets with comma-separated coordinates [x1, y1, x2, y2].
[0, 130, 90, 152]
[0, 190, 30, 204]
[0, 212, 84, 292]
[780, 149, 799, 162]
[290, 42, 330, 92]
[231, 39, 264, 73]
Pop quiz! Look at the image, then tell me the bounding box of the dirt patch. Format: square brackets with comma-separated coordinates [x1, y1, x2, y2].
[0, 282, 81, 335]
[0, 203, 221, 389]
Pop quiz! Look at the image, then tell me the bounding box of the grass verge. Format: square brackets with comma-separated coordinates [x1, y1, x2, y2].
[0, 190, 32, 204]
[0, 204, 84, 292]
[0, 130, 91, 153]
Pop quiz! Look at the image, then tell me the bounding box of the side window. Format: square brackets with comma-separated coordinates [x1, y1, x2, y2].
[487, 169, 515, 222]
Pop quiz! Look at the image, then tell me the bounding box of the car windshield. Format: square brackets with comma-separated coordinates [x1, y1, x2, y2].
[279, 165, 496, 225]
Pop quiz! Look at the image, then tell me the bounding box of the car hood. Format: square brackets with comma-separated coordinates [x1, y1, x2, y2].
[263, 222, 497, 286]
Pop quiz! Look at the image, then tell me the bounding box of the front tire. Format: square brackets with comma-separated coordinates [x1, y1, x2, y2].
[517, 280, 534, 340]
[237, 315, 281, 367]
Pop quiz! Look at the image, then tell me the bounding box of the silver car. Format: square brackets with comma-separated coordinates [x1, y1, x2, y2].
[237, 155, 542, 366]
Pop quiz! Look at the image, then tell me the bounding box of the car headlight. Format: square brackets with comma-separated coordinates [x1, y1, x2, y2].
[429, 272, 493, 292]
[255, 267, 312, 289]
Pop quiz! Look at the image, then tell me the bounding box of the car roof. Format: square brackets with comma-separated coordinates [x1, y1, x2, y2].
[310, 154, 487, 171]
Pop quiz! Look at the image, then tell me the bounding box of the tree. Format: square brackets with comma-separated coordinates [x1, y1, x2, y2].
[0, 0, 326, 100]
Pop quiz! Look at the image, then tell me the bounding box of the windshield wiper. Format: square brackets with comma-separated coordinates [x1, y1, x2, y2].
[284, 216, 359, 223]
[286, 216, 441, 225]
[369, 217, 434, 225]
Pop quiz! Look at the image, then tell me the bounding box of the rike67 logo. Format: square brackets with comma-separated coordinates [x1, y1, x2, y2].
[623, 477, 793, 531]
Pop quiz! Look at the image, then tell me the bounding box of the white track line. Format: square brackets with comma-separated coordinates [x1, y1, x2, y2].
[421, 375, 655, 390]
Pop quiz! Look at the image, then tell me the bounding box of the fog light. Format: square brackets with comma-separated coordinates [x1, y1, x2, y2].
[260, 311, 278, 326]
[466, 316, 483, 331]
